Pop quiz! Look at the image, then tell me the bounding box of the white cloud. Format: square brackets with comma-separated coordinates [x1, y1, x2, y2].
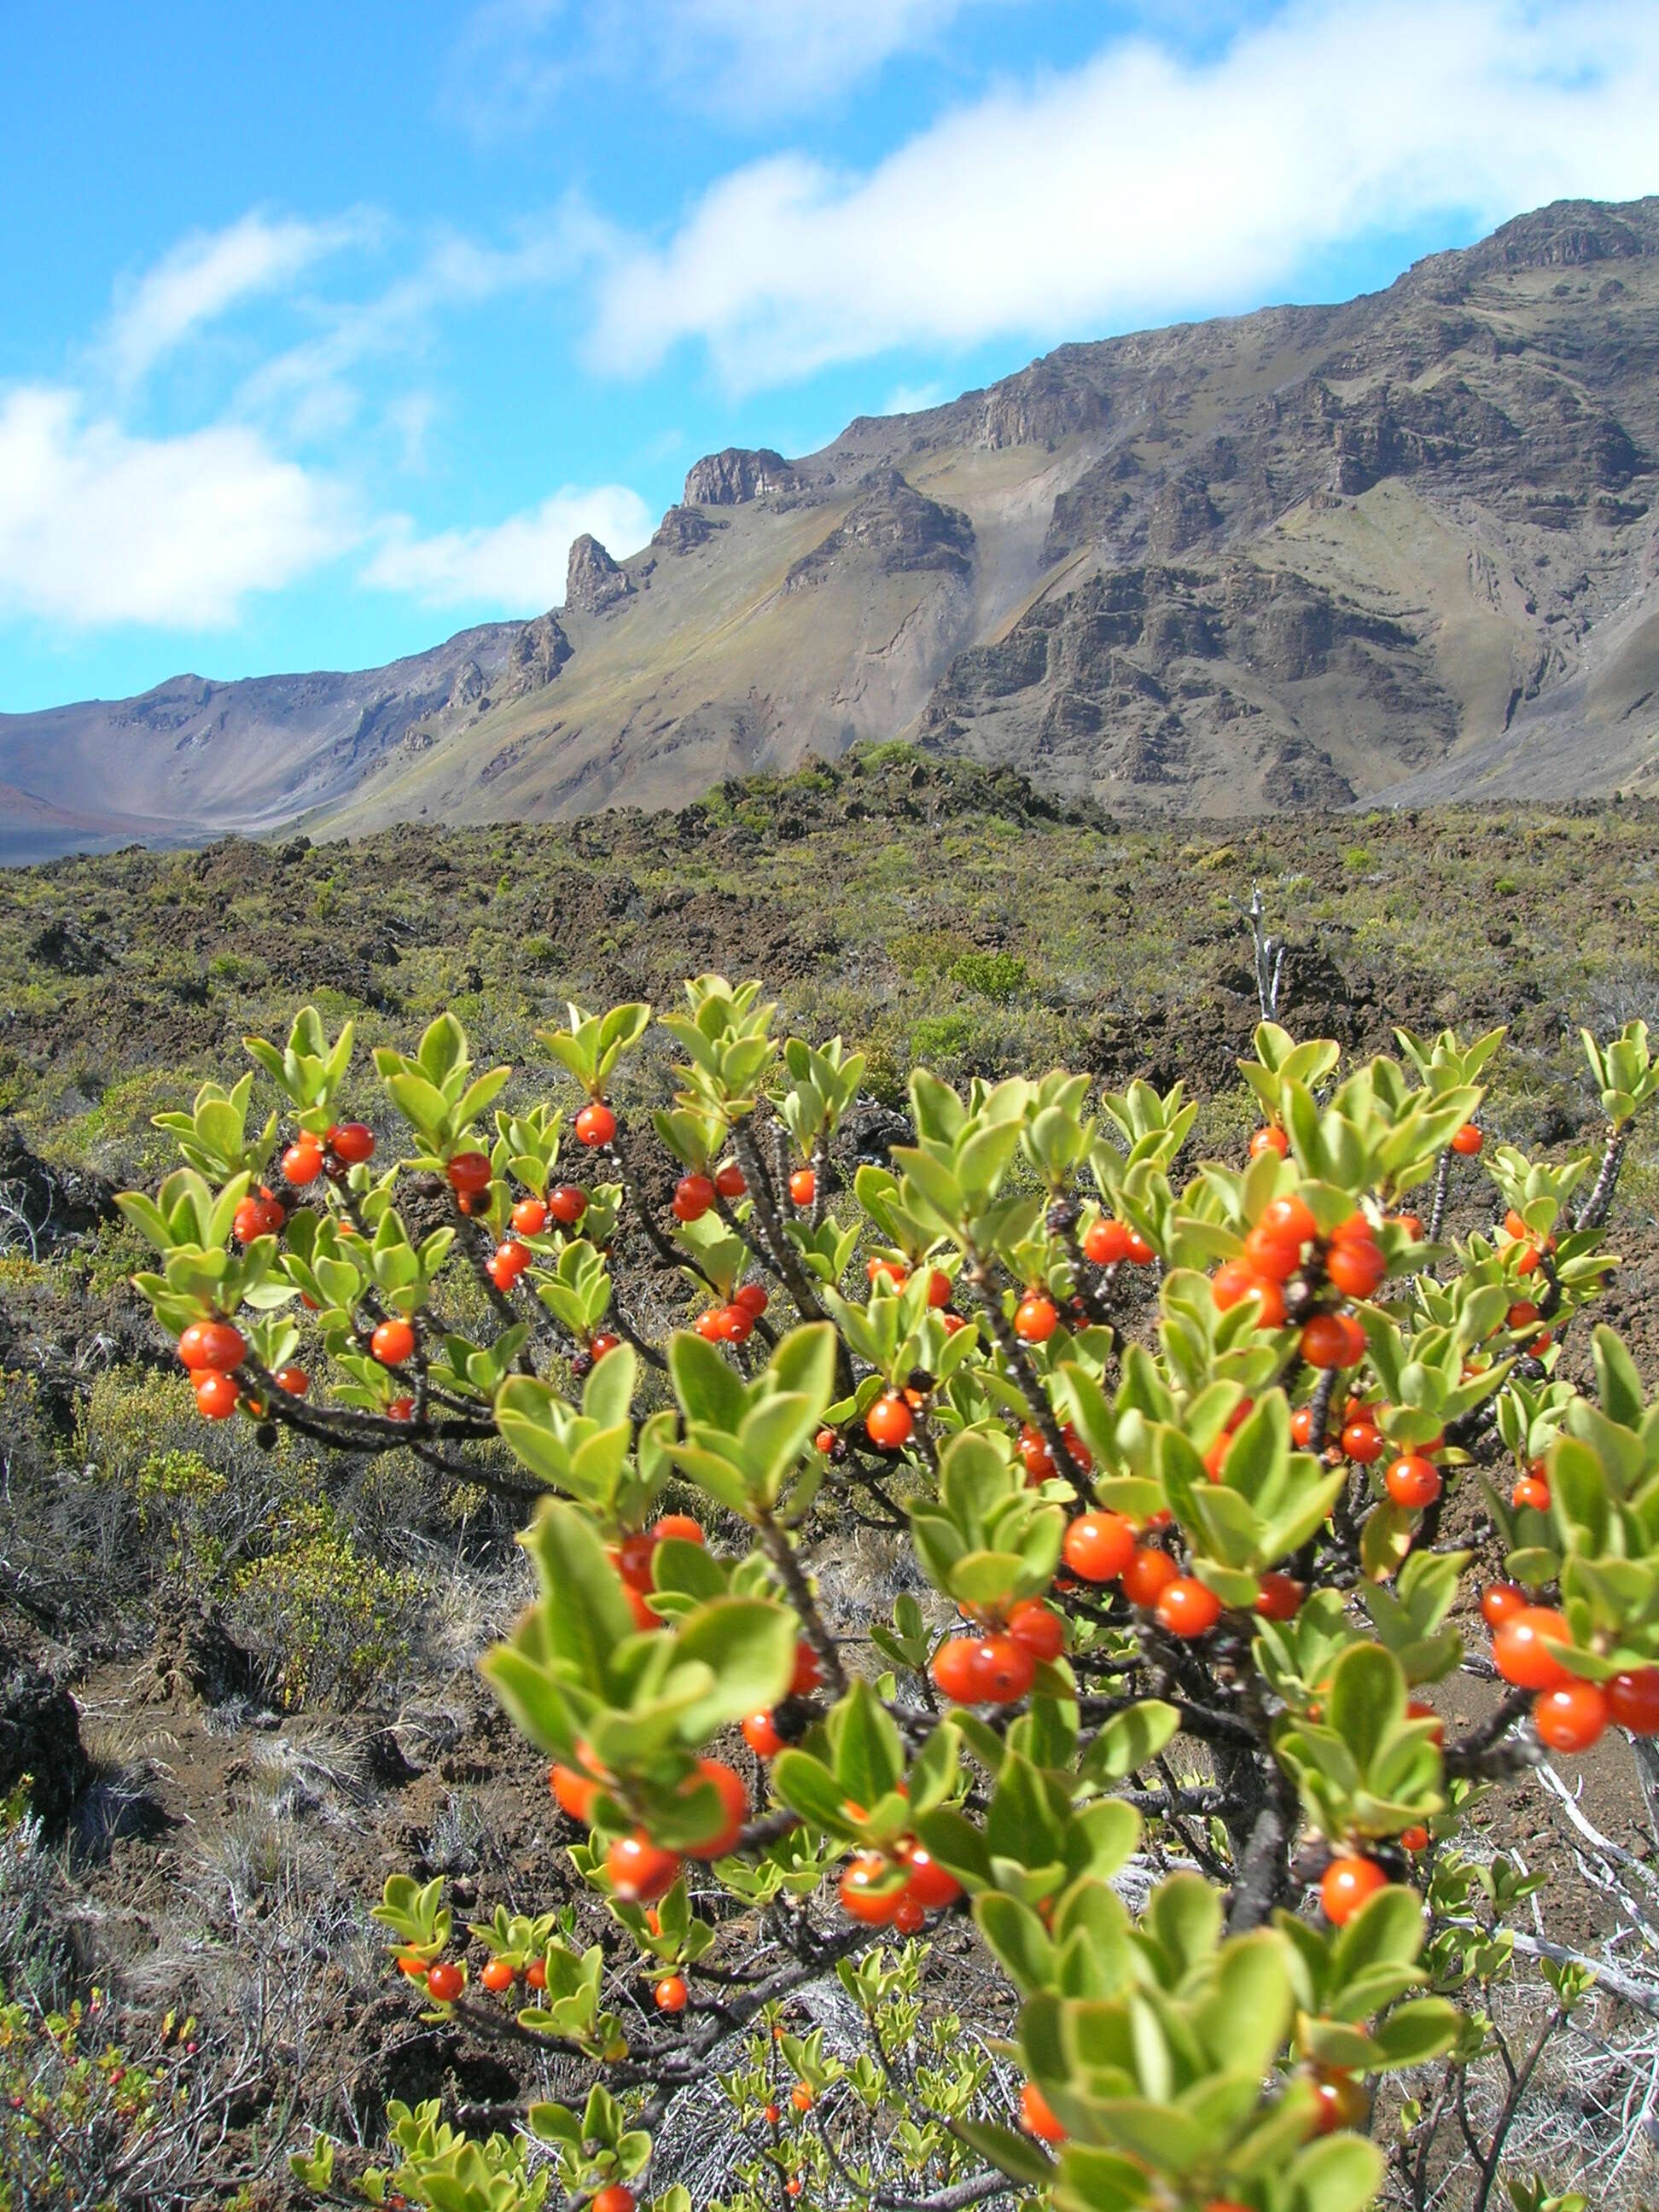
[108, 211, 366, 384]
[451, 0, 1007, 129]
[589, 0, 1659, 387]
[364, 484, 654, 610]
[882, 380, 948, 416]
[0, 387, 347, 628]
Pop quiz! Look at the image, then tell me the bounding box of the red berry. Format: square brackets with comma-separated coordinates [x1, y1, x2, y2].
[839, 1853, 900, 1924]
[1014, 1292, 1059, 1343]
[1608, 1668, 1659, 1735]
[371, 1318, 416, 1366]
[715, 1162, 747, 1198]
[682, 1758, 748, 1859]
[735, 1282, 768, 1316]
[1326, 1237, 1386, 1298]
[930, 1637, 982, 1703]
[231, 1198, 267, 1245]
[547, 1184, 588, 1225]
[1399, 1825, 1429, 1854]
[445, 1150, 492, 1195]
[969, 1634, 1036, 1703]
[591, 1332, 621, 1359]
[1007, 1599, 1065, 1662]
[1242, 1223, 1301, 1283]
[1019, 2081, 1066, 2144]
[282, 1141, 323, 1185]
[672, 1173, 717, 1222]
[1342, 1421, 1384, 1464]
[426, 1961, 464, 2002]
[1155, 1577, 1223, 1639]
[742, 1712, 783, 1759]
[1290, 1406, 1316, 1447]
[1254, 1571, 1304, 1621]
[274, 1365, 309, 1397]
[655, 1974, 689, 2013]
[493, 1238, 531, 1278]
[1249, 1125, 1289, 1159]
[1301, 1313, 1365, 1369]
[892, 1894, 927, 1934]
[592, 2190, 635, 2212]
[1511, 1474, 1551, 1512]
[1385, 1456, 1441, 1511]
[867, 1255, 907, 1289]
[1261, 1193, 1318, 1249]
[924, 1267, 953, 1307]
[790, 1639, 823, 1697]
[1534, 1681, 1610, 1752]
[525, 1959, 546, 1990]
[574, 1102, 617, 1148]
[1493, 1607, 1573, 1691]
[1125, 1229, 1155, 1265]
[713, 1303, 753, 1344]
[789, 1168, 816, 1207]
[550, 1763, 598, 1822]
[1450, 1123, 1484, 1155]
[607, 1832, 680, 1904]
[194, 1371, 239, 1420]
[865, 1393, 914, 1448]
[652, 1513, 704, 1547]
[899, 1842, 963, 1911]
[480, 1958, 515, 1994]
[791, 2083, 814, 2113]
[178, 1319, 246, 1372]
[1062, 1511, 1137, 1583]
[1121, 1547, 1179, 1609]
[511, 1197, 549, 1235]
[327, 1121, 375, 1164]
[1083, 1216, 1131, 1266]
[1480, 1582, 1526, 1628]
[386, 1396, 415, 1423]
[1320, 1855, 1388, 1925]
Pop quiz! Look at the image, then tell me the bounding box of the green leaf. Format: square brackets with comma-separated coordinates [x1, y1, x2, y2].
[669, 1598, 796, 1739]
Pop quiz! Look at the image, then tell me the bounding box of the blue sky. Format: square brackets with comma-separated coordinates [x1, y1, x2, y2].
[2, 0, 1656, 712]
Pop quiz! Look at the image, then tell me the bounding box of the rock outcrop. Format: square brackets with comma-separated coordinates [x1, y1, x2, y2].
[564, 535, 632, 614]
[786, 469, 973, 589]
[503, 611, 573, 696]
[683, 447, 795, 506]
[651, 504, 724, 552]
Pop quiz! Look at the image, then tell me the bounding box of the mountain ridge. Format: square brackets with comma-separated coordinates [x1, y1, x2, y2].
[4, 194, 1657, 864]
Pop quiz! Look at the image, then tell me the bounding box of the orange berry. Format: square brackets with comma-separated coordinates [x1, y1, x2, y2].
[654, 1974, 689, 2013]
[742, 1711, 784, 1759]
[480, 1959, 515, 1994]
[282, 1141, 323, 1185]
[574, 1102, 616, 1148]
[1019, 2081, 1066, 2144]
[1320, 1855, 1388, 1925]
[1534, 1681, 1610, 1753]
[550, 1764, 598, 1823]
[682, 1758, 748, 1859]
[1249, 1125, 1289, 1159]
[193, 1371, 239, 1420]
[791, 2082, 814, 2112]
[1481, 1582, 1526, 1628]
[1301, 1313, 1365, 1369]
[525, 1959, 546, 1991]
[1083, 1216, 1131, 1265]
[1124, 1229, 1155, 1266]
[1385, 1455, 1441, 1511]
[1014, 1292, 1059, 1343]
[865, 1393, 914, 1448]
[967, 1634, 1036, 1703]
[1399, 1825, 1430, 1854]
[592, 2190, 635, 2212]
[1492, 1607, 1573, 1691]
[651, 1513, 705, 1546]
[899, 1842, 963, 1911]
[1007, 1598, 1065, 1662]
[547, 1184, 588, 1225]
[1061, 1511, 1137, 1584]
[511, 1196, 549, 1235]
[426, 1961, 464, 2002]
[1342, 1420, 1383, 1464]
[178, 1318, 246, 1372]
[1121, 1547, 1179, 1609]
[1325, 1237, 1386, 1299]
[607, 1831, 680, 1904]
[789, 1168, 816, 1207]
[1450, 1122, 1484, 1155]
[1511, 1474, 1551, 1512]
[370, 1318, 416, 1366]
[1155, 1577, 1223, 1639]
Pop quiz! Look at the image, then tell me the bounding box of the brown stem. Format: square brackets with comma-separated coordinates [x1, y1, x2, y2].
[756, 1511, 848, 1698]
[967, 1261, 1091, 1511]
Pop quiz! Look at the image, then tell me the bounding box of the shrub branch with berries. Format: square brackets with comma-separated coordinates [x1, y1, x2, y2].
[120, 985, 1659, 2212]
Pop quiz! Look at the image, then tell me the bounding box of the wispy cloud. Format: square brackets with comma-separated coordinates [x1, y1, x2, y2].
[107, 210, 369, 385]
[589, 0, 1659, 388]
[450, 0, 1011, 131]
[0, 387, 347, 628]
[364, 484, 654, 611]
